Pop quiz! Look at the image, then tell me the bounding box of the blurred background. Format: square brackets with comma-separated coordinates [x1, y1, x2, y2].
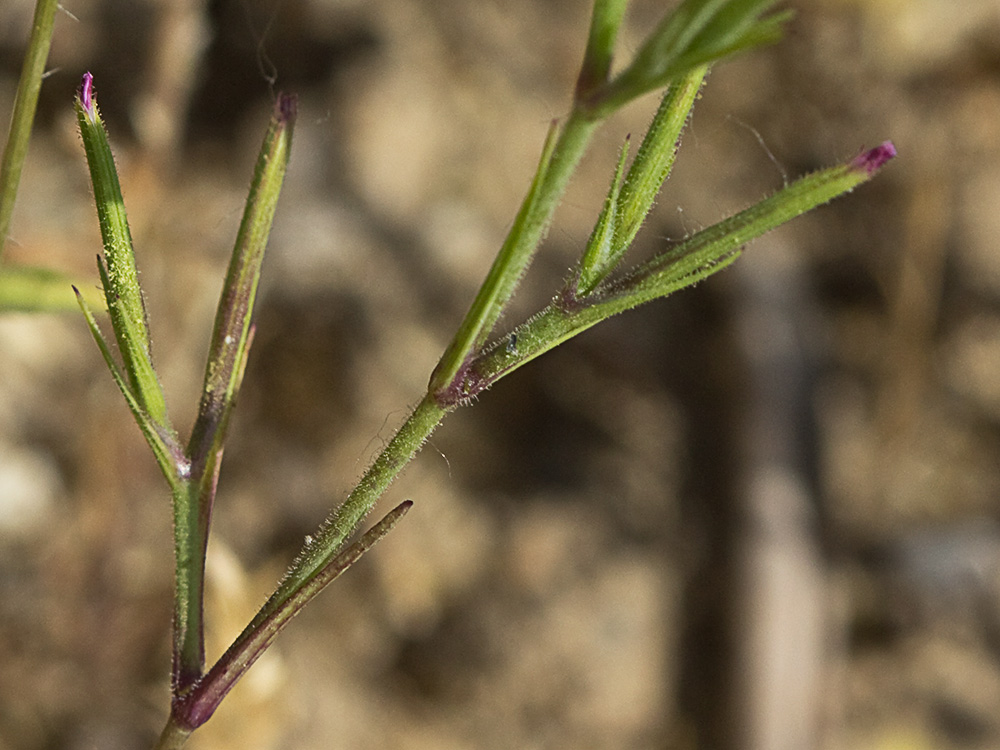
[1, 0, 999, 748]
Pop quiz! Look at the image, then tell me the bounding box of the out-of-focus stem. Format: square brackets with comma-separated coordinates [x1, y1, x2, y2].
[0, 0, 59, 260]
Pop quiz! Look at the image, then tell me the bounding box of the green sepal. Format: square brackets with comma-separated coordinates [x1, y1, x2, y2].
[75, 76, 170, 430]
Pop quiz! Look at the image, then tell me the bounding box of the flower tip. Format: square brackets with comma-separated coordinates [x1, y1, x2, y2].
[852, 140, 896, 175]
[275, 93, 298, 124]
[78, 72, 96, 120]
[79, 72, 93, 106]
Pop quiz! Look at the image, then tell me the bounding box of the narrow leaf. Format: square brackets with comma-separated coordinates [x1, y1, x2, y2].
[615, 65, 706, 253]
[74, 286, 187, 493]
[173, 501, 413, 731]
[188, 93, 296, 471]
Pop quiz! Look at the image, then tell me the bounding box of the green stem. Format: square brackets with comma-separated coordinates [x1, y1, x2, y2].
[173, 95, 295, 694]
[263, 393, 446, 614]
[171, 479, 203, 694]
[172, 501, 412, 730]
[153, 716, 191, 750]
[169, 398, 444, 731]
[428, 109, 601, 397]
[576, 0, 629, 99]
[0, 0, 59, 260]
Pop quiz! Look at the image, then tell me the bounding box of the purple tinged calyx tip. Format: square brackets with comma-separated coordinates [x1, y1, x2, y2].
[79, 72, 95, 119]
[276, 92, 298, 124]
[852, 140, 896, 175]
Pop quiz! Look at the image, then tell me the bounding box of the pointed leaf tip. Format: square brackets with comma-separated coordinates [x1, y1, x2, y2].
[851, 141, 896, 175]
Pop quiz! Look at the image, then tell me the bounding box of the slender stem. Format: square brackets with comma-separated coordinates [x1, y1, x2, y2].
[168, 398, 446, 733]
[263, 394, 447, 614]
[576, 0, 629, 99]
[171, 479, 203, 694]
[172, 502, 412, 731]
[0, 0, 59, 260]
[173, 95, 295, 693]
[153, 716, 191, 750]
[429, 109, 601, 397]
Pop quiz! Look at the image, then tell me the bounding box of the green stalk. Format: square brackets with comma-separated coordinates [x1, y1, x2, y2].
[428, 111, 600, 398]
[153, 718, 191, 750]
[576, 0, 629, 98]
[0, 0, 59, 260]
[172, 501, 412, 731]
[174, 94, 296, 693]
[253, 394, 445, 619]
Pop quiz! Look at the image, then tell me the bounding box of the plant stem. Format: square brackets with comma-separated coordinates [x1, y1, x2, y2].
[173, 94, 295, 693]
[429, 109, 600, 396]
[576, 0, 629, 98]
[263, 393, 447, 614]
[153, 716, 191, 750]
[171, 502, 412, 731]
[171, 479, 204, 693]
[0, 0, 59, 260]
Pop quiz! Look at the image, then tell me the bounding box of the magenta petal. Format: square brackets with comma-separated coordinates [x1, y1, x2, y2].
[851, 141, 896, 175]
[78, 72, 95, 118]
